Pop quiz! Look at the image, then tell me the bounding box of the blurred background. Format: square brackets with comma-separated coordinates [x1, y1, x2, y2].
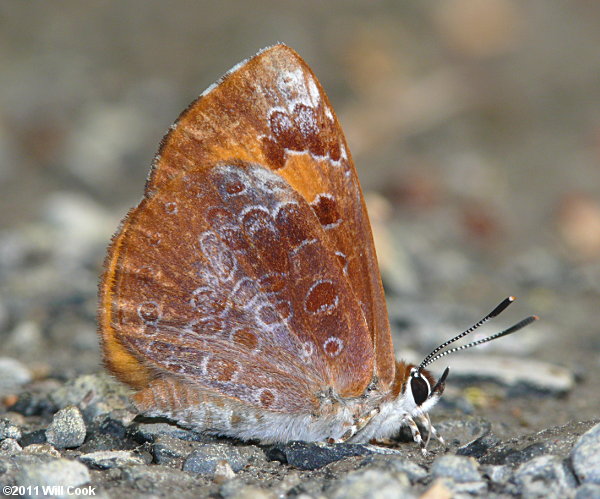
[1, 1, 599, 433]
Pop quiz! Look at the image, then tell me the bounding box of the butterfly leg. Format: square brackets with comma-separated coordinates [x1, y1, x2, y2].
[327, 408, 381, 444]
[418, 413, 445, 447]
[405, 416, 428, 455]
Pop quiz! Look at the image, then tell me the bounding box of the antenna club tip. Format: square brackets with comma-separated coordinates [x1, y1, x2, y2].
[508, 296, 516, 302]
[532, 315, 540, 321]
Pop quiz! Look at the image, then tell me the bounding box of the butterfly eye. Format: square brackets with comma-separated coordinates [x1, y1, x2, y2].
[410, 375, 429, 406]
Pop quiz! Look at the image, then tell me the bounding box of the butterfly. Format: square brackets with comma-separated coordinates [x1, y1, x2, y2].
[98, 44, 536, 452]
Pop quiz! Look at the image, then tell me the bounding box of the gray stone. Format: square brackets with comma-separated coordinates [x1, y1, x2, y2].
[79, 450, 146, 469]
[219, 482, 277, 499]
[152, 435, 197, 464]
[431, 454, 481, 482]
[15, 457, 90, 489]
[0, 418, 22, 440]
[0, 438, 22, 454]
[0, 357, 32, 395]
[572, 422, 600, 484]
[576, 483, 600, 499]
[266, 441, 403, 471]
[514, 454, 577, 498]
[46, 406, 86, 449]
[48, 373, 133, 419]
[439, 478, 488, 495]
[328, 468, 414, 499]
[481, 464, 513, 484]
[183, 444, 248, 476]
[359, 455, 428, 483]
[130, 421, 213, 443]
[120, 464, 199, 491]
[23, 443, 61, 457]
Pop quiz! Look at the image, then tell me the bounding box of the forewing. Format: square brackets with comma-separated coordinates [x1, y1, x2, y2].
[147, 44, 395, 386]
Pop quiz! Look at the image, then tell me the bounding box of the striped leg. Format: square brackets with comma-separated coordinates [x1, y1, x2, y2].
[328, 408, 381, 444]
[419, 413, 445, 447]
[405, 416, 427, 455]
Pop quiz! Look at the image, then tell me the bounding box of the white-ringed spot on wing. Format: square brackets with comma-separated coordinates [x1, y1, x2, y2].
[323, 336, 344, 358]
[299, 340, 315, 361]
[137, 300, 162, 327]
[164, 201, 178, 215]
[147, 232, 162, 247]
[310, 193, 342, 229]
[256, 388, 276, 409]
[304, 279, 339, 315]
[214, 166, 248, 198]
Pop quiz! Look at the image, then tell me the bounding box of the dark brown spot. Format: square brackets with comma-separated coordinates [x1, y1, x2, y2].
[311, 194, 341, 227]
[294, 104, 325, 156]
[232, 328, 259, 350]
[207, 357, 237, 382]
[230, 413, 242, 426]
[259, 389, 275, 408]
[261, 136, 286, 170]
[305, 280, 338, 314]
[328, 139, 341, 162]
[270, 110, 303, 151]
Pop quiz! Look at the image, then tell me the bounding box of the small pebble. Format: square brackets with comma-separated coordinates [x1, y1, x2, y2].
[0, 418, 22, 440]
[219, 482, 277, 499]
[183, 444, 248, 476]
[15, 457, 90, 489]
[431, 455, 481, 482]
[571, 423, 600, 485]
[328, 468, 414, 499]
[22, 443, 61, 457]
[481, 464, 512, 484]
[514, 454, 577, 497]
[359, 455, 428, 483]
[213, 459, 236, 483]
[0, 438, 22, 454]
[46, 406, 86, 449]
[575, 483, 600, 499]
[79, 450, 146, 469]
[0, 357, 32, 394]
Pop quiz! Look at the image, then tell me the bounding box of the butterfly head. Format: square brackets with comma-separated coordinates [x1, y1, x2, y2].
[401, 297, 538, 417]
[405, 365, 449, 415]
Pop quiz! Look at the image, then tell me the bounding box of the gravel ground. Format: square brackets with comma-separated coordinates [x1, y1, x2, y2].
[1, 2, 600, 498]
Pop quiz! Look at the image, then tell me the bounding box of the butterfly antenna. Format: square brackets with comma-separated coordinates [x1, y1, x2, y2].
[417, 296, 516, 373]
[419, 315, 538, 369]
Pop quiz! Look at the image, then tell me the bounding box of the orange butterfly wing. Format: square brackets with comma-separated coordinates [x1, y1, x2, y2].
[99, 44, 395, 413]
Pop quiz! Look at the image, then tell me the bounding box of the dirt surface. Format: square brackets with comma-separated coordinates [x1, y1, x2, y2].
[1, 2, 599, 497]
